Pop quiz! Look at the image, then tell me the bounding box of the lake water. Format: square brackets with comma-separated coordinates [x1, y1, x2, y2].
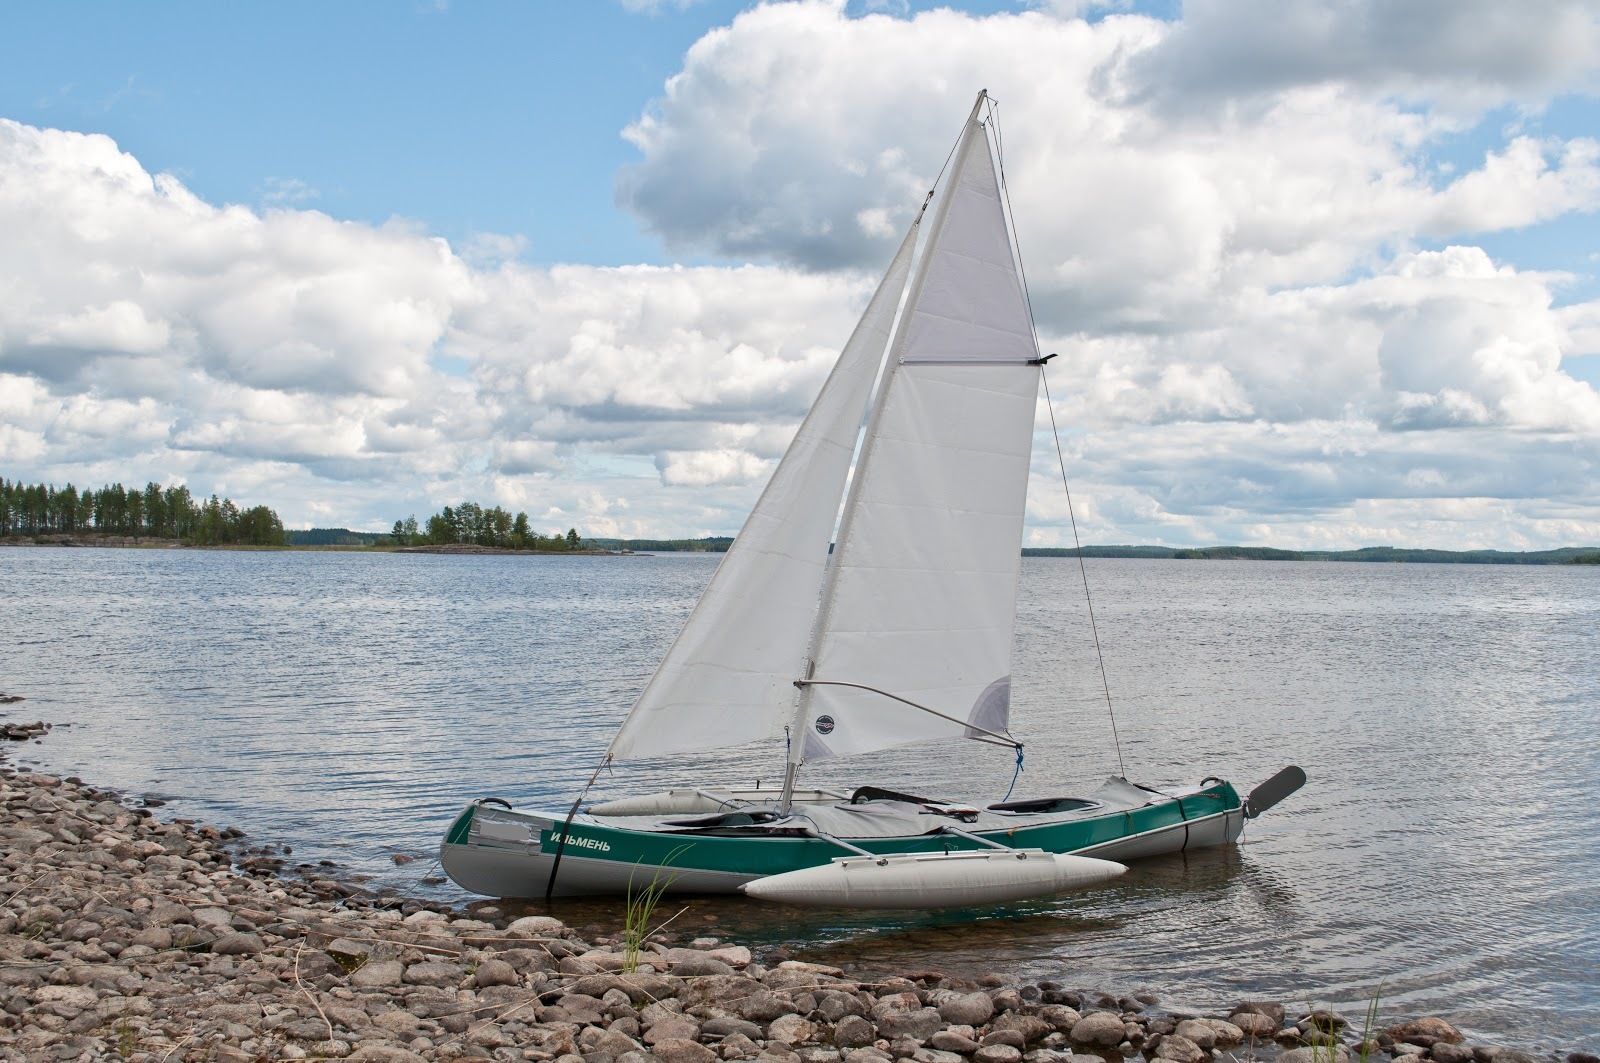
[2, 549, 1597, 1052]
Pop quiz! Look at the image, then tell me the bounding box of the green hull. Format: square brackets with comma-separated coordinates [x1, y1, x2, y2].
[440, 779, 1245, 900]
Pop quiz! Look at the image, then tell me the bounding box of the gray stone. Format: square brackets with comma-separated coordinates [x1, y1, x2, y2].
[1155, 1034, 1205, 1063]
[916, 1052, 968, 1063]
[1174, 1021, 1216, 1050]
[939, 993, 995, 1027]
[974, 1047, 1024, 1063]
[1383, 1020, 1464, 1048]
[1229, 1012, 1276, 1038]
[929, 1032, 981, 1054]
[796, 1050, 843, 1063]
[1038, 1007, 1082, 1032]
[836, 1016, 879, 1049]
[739, 990, 799, 1022]
[1278, 1049, 1350, 1063]
[210, 932, 265, 956]
[1069, 1013, 1126, 1047]
[1433, 1045, 1475, 1063]
[1233, 1002, 1285, 1025]
[506, 915, 566, 937]
[992, 1016, 1051, 1045]
[722, 1034, 762, 1059]
[473, 958, 519, 988]
[705, 1017, 766, 1041]
[769, 1015, 818, 1045]
[880, 1008, 945, 1041]
[350, 960, 405, 987]
[845, 1051, 894, 1063]
[403, 960, 464, 987]
[709, 946, 754, 968]
[677, 955, 738, 977]
[646, 1017, 704, 1046]
[818, 991, 867, 1024]
[653, 1040, 722, 1063]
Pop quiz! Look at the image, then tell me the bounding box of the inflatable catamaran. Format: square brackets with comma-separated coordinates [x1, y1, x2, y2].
[440, 92, 1303, 909]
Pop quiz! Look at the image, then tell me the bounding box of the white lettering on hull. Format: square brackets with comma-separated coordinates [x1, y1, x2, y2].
[548, 832, 612, 853]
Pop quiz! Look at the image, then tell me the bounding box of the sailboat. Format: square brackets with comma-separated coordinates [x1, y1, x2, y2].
[439, 92, 1303, 909]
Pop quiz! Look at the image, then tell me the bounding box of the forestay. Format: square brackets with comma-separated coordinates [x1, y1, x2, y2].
[800, 112, 1042, 761]
[606, 222, 921, 761]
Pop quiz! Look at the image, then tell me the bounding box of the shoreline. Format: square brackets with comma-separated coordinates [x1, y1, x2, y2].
[5, 535, 1598, 565]
[0, 535, 628, 556]
[1, 740, 1592, 1063]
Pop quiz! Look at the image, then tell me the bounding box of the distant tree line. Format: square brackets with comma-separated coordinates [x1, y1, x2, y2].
[392, 502, 582, 550]
[0, 477, 285, 546]
[585, 536, 734, 553]
[1021, 544, 1600, 565]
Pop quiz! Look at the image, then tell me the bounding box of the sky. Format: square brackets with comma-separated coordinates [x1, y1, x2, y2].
[2, 0, 1599, 550]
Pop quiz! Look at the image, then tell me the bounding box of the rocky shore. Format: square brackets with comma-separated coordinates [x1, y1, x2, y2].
[1, 764, 1592, 1063]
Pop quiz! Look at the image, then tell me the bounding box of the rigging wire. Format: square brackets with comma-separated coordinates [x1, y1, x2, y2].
[986, 92, 1130, 780]
[1041, 370, 1128, 779]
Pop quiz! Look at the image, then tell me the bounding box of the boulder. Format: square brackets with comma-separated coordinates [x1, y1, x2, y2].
[1277, 1049, 1350, 1063]
[653, 1041, 720, 1063]
[1068, 1013, 1125, 1047]
[646, 1017, 703, 1046]
[704, 1017, 766, 1041]
[974, 1046, 1023, 1063]
[1383, 1020, 1465, 1048]
[938, 993, 995, 1027]
[210, 932, 265, 956]
[880, 1008, 945, 1041]
[506, 915, 567, 937]
[770, 1015, 818, 1045]
[1229, 1012, 1276, 1038]
[402, 960, 463, 987]
[350, 960, 405, 988]
[991, 1015, 1051, 1045]
[473, 958, 519, 988]
[1154, 1034, 1205, 1063]
[1038, 1006, 1082, 1032]
[929, 1032, 981, 1054]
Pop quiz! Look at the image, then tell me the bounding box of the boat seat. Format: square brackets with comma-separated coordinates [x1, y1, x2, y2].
[986, 796, 1102, 814]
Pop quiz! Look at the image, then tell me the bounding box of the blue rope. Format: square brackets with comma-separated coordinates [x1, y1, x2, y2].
[1002, 745, 1025, 801]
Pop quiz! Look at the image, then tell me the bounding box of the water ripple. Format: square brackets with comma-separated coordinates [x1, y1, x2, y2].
[2, 550, 1596, 1049]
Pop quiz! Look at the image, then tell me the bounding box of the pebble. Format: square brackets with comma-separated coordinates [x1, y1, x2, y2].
[0, 758, 1579, 1063]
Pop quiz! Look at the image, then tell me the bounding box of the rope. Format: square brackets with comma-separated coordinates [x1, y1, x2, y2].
[986, 95, 1045, 361]
[1002, 745, 1025, 802]
[986, 94, 1124, 777]
[1040, 369, 1128, 779]
[543, 753, 610, 900]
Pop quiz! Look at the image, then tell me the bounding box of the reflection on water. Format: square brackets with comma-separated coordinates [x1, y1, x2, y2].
[2, 549, 1597, 1051]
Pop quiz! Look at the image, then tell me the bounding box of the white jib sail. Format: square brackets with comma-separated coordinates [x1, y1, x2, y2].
[606, 222, 920, 761]
[800, 113, 1042, 761]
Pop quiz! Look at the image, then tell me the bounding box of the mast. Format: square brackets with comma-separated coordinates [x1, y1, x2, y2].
[777, 90, 992, 812]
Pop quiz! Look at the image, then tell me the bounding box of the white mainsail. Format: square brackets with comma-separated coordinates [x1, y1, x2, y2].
[606, 222, 921, 761]
[798, 109, 1042, 761]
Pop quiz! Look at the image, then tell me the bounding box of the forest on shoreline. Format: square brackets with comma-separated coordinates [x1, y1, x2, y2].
[1022, 544, 1600, 565]
[7, 475, 1596, 563]
[1, 476, 284, 545]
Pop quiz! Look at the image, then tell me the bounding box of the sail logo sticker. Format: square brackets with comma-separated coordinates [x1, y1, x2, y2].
[814, 715, 835, 735]
[546, 831, 611, 853]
